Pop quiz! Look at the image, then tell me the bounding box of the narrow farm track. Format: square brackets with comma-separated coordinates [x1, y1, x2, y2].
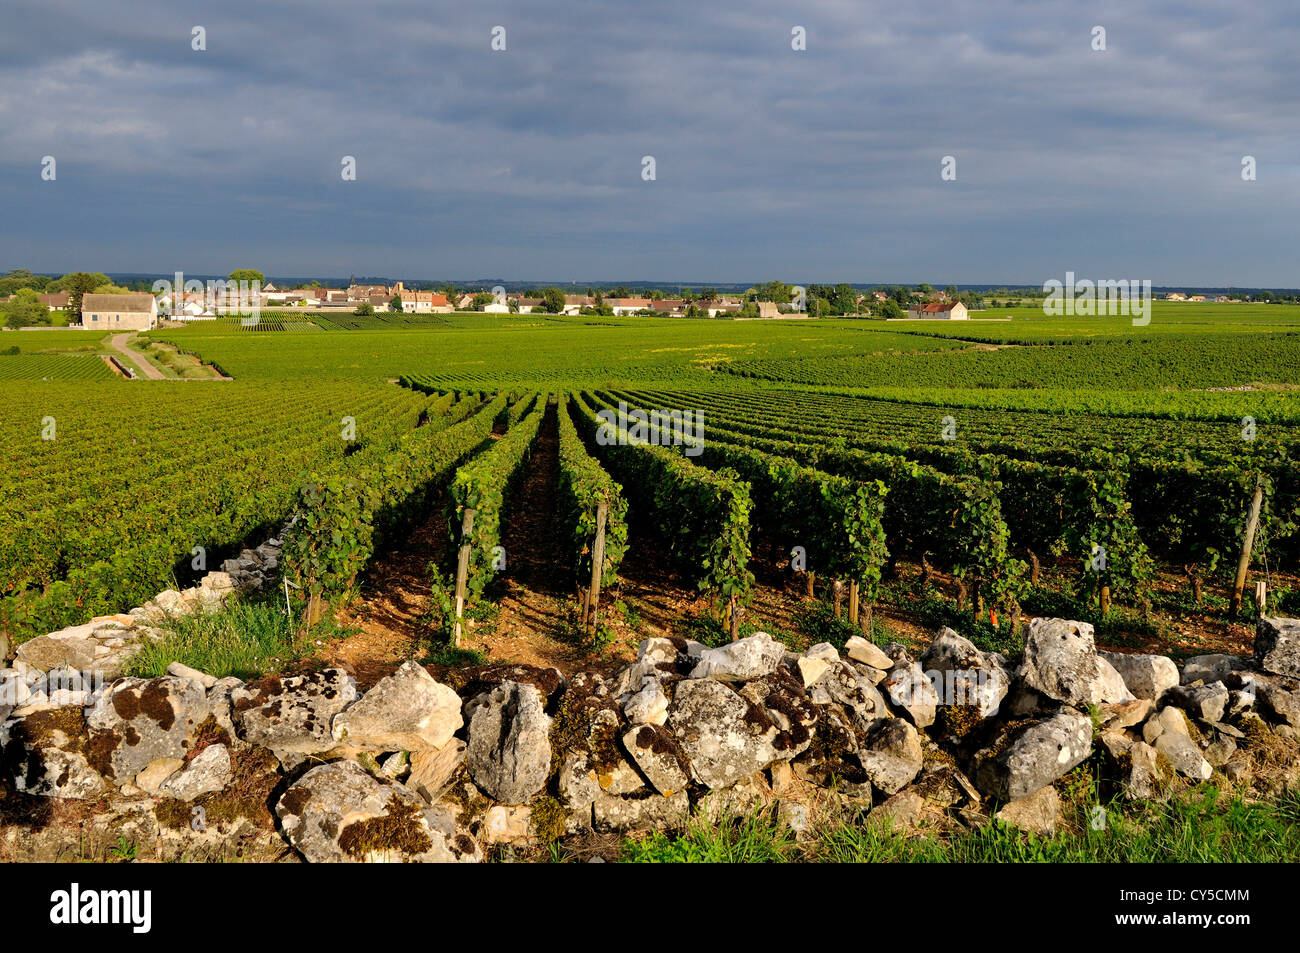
[109, 332, 165, 379]
[467, 400, 599, 671]
[324, 501, 452, 689]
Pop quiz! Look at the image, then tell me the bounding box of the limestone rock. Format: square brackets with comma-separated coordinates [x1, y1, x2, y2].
[1166, 681, 1229, 724]
[1100, 651, 1179, 701]
[1018, 618, 1103, 706]
[995, 785, 1061, 835]
[669, 678, 793, 790]
[85, 676, 210, 782]
[622, 725, 689, 795]
[157, 744, 231, 801]
[276, 760, 480, 863]
[858, 717, 923, 796]
[689, 632, 785, 683]
[407, 739, 466, 803]
[1095, 656, 1137, 704]
[973, 710, 1093, 802]
[807, 659, 889, 725]
[845, 635, 893, 670]
[1181, 654, 1249, 685]
[623, 678, 669, 726]
[592, 789, 690, 832]
[1144, 706, 1189, 745]
[332, 661, 462, 752]
[882, 660, 938, 728]
[1256, 677, 1300, 728]
[0, 707, 108, 798]
[230, 669, 357, 767]
[920, 627, 1011, 718]
[465, 680, 552, 804]
[1153, 732, 1212, 780]
[1124, 741, 1170, 799]
[557, 752, 602, 812]
[482, 805, 532, 844]
[1256, 617, 1300, 678]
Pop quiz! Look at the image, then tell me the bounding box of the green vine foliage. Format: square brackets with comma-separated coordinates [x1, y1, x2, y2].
[429, 395, 547, 621]
[284, 393, 506, 599]
[693, 439, 889, 602]
[575, 393, 754, 602]
[557, 398, 629, 588]
[2, 387, 464, 641]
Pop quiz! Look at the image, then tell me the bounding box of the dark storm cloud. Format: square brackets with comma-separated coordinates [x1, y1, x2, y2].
[0, 0, 1296, 284]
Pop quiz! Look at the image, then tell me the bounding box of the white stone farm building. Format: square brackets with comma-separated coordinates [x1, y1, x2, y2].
[906, 301, 968, 320]
[81, 293, 159, 331]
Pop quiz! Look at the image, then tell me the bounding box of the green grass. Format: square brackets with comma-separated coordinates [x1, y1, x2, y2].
[124, 593, 318, 680]
[621, 785, 1300, 863]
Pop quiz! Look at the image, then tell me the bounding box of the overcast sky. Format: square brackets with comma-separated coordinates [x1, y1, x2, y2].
[0, 1, 1296, 285]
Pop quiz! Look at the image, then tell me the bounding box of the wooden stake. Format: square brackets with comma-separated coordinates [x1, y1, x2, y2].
[1099, 585, 1111, 616]
[832, 580, 844, 619]
[1254, 579, 1268, 616]
[848, 581, 860, 625]
[1230, 478, 1265, 616]
[452, 507, 476, 648]
[728, 593, 740, 642]
[1027, 550, 1040, 587]
[585, 501, 608, 634]
[805, 571, 815, 599]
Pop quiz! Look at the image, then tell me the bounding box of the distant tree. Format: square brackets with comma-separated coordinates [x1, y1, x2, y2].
[93, 283, 131, 294]
[538, 287, 567, 314]
[390, 295, 403, 312]
[228, 269, 266, 287]
[753, 280, 793, 304]
[471, 292, 495, 311]
[3, 289, 50, 328]
[0, 269, 49, 297]
[353, 302, 375, 316]
[916, 283, 934, 295]
[878, 299, 905, 321]
[54, 272, 111, 322]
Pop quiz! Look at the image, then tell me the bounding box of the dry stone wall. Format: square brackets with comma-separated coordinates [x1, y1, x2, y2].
[2, 615, 1300, 862]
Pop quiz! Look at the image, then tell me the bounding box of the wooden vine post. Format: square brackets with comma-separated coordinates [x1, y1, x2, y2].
[1230, 477, 1265, 617]
[728, 594, 741, 642]
[452, 507, 476, 648]
[848, 581, 860, 626]
[585, 501, 608, 635]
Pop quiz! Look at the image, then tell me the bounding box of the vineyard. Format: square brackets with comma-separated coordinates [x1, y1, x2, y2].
[4, 310, 1300, 663]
